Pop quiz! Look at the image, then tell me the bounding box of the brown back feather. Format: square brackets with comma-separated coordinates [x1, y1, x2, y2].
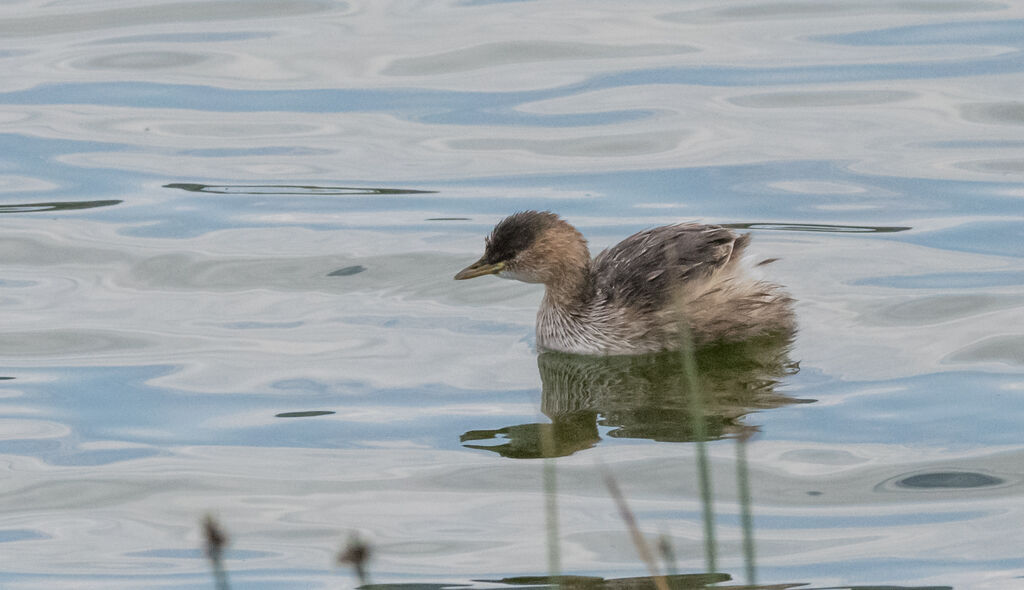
[592, 224, 745, 311]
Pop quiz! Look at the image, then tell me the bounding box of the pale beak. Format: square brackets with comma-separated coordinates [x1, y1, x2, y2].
[454, 258, 505, 280]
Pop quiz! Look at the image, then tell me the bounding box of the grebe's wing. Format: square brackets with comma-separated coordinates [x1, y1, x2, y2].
[593, 223, 747, 310]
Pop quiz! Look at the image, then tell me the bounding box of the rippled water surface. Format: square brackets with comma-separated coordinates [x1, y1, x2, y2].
[2, 1, 1023, 588]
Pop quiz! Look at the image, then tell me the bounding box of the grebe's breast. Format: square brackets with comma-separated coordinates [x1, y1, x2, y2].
[536, 295, 682, 355]
[536, 299, 615, 355]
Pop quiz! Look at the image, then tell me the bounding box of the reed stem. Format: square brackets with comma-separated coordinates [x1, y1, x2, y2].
[540, 424, 562, 588]
[736, 435, 757, 586]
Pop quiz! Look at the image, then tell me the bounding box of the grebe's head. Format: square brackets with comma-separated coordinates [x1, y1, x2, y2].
[454, 211, 589, 284]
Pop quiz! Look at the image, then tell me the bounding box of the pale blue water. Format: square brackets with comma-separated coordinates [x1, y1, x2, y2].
[1, 2, 1023, 589]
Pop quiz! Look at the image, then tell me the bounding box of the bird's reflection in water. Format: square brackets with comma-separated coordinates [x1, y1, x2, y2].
[461, 334, 806, 459]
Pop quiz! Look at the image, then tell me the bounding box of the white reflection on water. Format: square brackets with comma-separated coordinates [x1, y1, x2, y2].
[382, 41, 699, 76]
[1, 0, 1024, 588]
[1, 7, 1022, 182]
[0, 1, 335, 38]
[0, 219, 542, 393]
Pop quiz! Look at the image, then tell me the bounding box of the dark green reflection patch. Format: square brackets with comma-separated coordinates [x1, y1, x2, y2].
[0, 200, 122, 213]
[724, 222, 911, 233]
[275, 410, 336, 418]
[897, 471, 1004, 489]
[328, 265, 366, 277]
[165, 183, 436, 195]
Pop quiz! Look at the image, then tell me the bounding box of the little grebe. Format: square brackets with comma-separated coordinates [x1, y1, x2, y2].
[455, 211, 794, 355]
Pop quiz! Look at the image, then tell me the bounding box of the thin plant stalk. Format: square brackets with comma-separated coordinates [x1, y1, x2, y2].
[736, 434, 757, 586]
[600, 465, 671, 590]
[677, 331, 718, 576]
[539, 424, 561, 587]
[657, 533, 679, 577]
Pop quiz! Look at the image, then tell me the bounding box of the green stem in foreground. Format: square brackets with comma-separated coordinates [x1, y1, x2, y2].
[678, 333, 718, 578]
[736, 435, 757, 587]
[600, 465, 672, 590]
[540, 425, 561, 588]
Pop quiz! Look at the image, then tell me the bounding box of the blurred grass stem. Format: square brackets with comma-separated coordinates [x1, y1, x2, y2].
[540, 424, 562, 587]
[678, 329, 718, 576]
[736, 434, 757, 586]
[202, 514, 230, 590]
[600, 465, 671, 590]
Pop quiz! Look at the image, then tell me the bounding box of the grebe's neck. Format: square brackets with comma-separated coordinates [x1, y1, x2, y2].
[516, 220, 593, 310]
[538, 263, 618, 354]
[542, 262, 594, 312]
